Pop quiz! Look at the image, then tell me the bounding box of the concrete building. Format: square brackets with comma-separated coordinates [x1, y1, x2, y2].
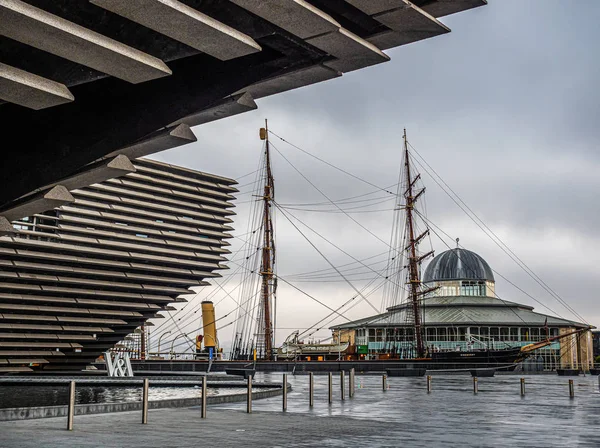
[0, 158, 236, 372]
[332, 248, 594, 371]
[0, 0, 486, 216]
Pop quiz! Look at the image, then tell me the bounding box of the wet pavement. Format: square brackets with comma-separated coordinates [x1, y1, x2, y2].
[0, 373, 598, 447]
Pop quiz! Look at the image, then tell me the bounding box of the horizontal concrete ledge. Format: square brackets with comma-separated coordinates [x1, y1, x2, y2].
[105, 124, 197, 160]
[368, 3, 450, 50]
[35, 154, 136, 194]
[310, 28, 390, 73]
[421, 0, 488, 18]
[238, 65, 341, 99]
[0, 384, 288, 421]
[0, 185, 75, 222]
[0, 0, 172, 83]
[171, 92, 257, 127]
[0, 62, 74, 110]
[90, 0, 261, 60]
[231, 0, 340, 40]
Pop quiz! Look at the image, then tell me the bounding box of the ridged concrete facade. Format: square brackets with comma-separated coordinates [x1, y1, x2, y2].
[0, 159, 236, 372]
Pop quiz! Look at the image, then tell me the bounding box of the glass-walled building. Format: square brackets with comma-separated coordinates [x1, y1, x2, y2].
[332, 248, 593, 371]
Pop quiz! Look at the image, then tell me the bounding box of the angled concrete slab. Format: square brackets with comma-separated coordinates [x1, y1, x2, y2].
[54, 155, 136, 191]
[420, 0, 488, 18]
[90, 0, 261, 60]
[0, 62, 74, 110]
[105, 124, 197, 160]
[230, 0, 340, 39]
[344, 0, 404, 15]
[0, 217, 16, 236]
[0, 186, 74, 222]
[0, 0, 172, 83]
[171, 93, 257, 127]
[309, 28, 390, 73]
[367, 3, 450, 50]
[239, 65, 341, 99]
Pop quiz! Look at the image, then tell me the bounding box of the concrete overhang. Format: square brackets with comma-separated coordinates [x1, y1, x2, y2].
[105, 124, 197, 160]
[0, 62, 74, 110]
[52, 155, 136, 192]
[308, 28, 390, 73]
[420, 0, 488, 18]
[90, 0, 262, 60]
[237, 65, 341, 99]
[0, 185, 74, 222]
[171, 93, 257, 127]
[0, 0, 172, 83]
[230, 0, 341, 39]
[367, 3, 451, 50]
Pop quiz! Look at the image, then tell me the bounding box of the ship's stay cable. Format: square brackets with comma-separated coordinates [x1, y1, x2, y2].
[408, 146, 588, 325]
[273, 200, 415, 303]
[167, 290, 264, 353]
[299, 275, 393, 341]
[418, 210, 541, 329]
[147, 221, 264, 339]
[286, 251, 390, 279]
[279, 191, 397, 207]
[273, 202, 380, 314]
[268, 129, 397, 196]
[415, 209, 564, 319]
[270, 142, 401, 257]
[297, 251, 403, 339]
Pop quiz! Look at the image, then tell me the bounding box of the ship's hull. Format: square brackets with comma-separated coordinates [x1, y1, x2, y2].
[431, 347, 524, 365]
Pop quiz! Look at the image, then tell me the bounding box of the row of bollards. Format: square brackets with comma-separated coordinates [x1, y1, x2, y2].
[65, 373, 588, 431]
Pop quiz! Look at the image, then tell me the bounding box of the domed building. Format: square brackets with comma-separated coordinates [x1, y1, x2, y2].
[332, 248, 594, 371]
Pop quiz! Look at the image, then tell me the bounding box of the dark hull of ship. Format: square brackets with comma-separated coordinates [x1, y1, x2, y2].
[430, 347, 524, 366]
[124, 348, 525, 374]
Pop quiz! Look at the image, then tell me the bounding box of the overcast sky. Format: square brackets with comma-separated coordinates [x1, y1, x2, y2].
[151, 0, 600, 353]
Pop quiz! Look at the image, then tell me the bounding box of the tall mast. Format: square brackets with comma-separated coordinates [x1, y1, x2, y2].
[403, 129, 426, 358]
[259, 120, 275, 359]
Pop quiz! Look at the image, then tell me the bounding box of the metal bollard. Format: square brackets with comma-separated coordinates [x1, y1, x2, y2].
[201, 375, 207, 418]
[67, 380, 76, 431]
[520, 378, 526, 396]
[426, 375, 432, 393]
[247, 375, 253, 413]
[283, 374, 288, 411]
[349, 368, 355, 398]
[340, 371, 345, 400]
[309, 372, 314, 407]
[328, 372, 333, 404]
[569, 379, 574, 398]
[473, 377, 478, 395]
[382, 374, 387, 391]
[142, 378, 149, 424]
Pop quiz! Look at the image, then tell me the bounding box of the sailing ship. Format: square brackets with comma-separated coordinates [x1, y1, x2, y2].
[230, 123, 590, 370]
